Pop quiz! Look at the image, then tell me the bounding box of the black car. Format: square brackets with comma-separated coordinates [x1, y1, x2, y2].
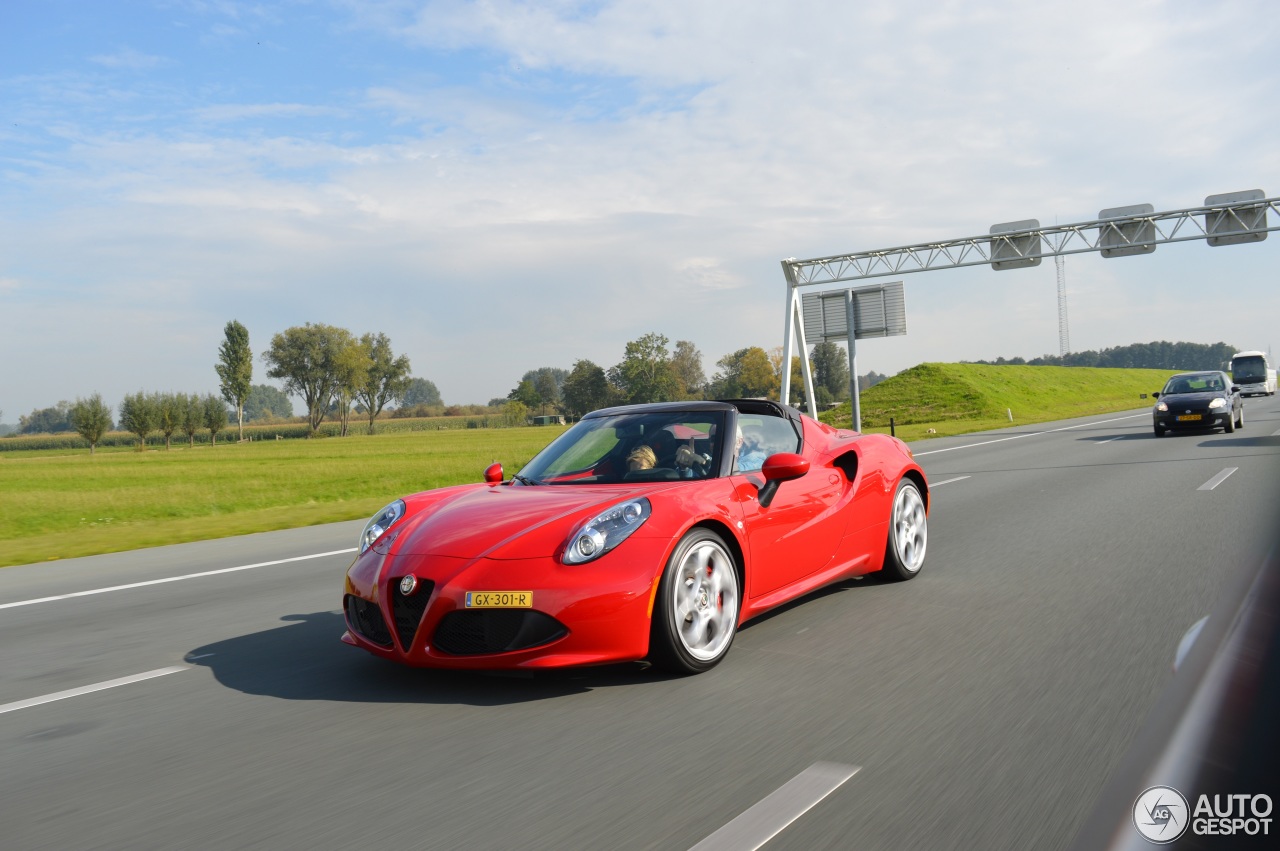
[1152, 370, 1244, 436]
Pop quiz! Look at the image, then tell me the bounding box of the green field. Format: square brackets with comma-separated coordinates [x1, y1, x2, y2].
[0, 426, 567, 568]
[1, 363, 1180, 568]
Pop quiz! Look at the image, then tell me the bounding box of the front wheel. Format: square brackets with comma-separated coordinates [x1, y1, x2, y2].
[649, 529, 741, 674]
[1237, 406, 1245, 429]
[883, 479, 927, 581]
[1154, 426, 1166, 437]
[1224, 413, 1236, 434]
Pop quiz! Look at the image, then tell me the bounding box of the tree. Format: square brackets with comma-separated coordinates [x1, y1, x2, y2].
[203, 394, 228, 444]
[709, 347, 777, 399]
[69, 394, 113, 454]
[216, 320, 253, 442]
[811, 341, 850, 402]
[244, 384, 293, 421]
[401, 377, 442, 407]
[263, 323, 357, 435]
[670, 340, 706, 399]
[520, 367, 568, 413]
[119, 392, 158, 450]
[180, 393, 205, 447]
[329, 335, 368, 437]
[502, 400, 529, 427]
[154, 392, 182, 450]
[561, 359, 612, 417]
[18, 401, 73, 434]
[508, 379, 541, 409]
[356, 333, 412, 435]
[609, 332, 678, 403]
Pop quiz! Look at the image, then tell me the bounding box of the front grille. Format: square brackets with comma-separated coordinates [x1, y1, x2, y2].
[391, 578, 435, 651]
[433, 610, 568, 656]
[345, 595, 393, 647]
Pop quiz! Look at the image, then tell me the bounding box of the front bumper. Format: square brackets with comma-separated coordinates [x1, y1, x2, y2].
[341, 540, 669, 669]
[1153, 411, 1232, 431]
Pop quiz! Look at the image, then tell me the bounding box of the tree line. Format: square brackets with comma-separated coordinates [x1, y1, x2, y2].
[966, 341, 1240, 371]
[495, 333, 866, 419]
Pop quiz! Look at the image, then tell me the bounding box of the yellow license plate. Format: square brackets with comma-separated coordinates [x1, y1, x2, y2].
[1176, 414, 1202, 422]
[465, 591, 533, 608]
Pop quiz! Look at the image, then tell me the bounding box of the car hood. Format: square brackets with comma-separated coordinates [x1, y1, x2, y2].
[379, 484, 664, 561]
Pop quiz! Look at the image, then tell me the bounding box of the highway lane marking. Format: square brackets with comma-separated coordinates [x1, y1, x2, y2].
[1095, 436, 1124, 445]
[929, 476, 970, 487]
[688, 762, 860, 851]
[1198, 468, 1239, 491]
[0, 666, 187, 715]
[1272, 428, 1280, 436]
[0, 548, 357, 610]
[913, 413, 1148, 456]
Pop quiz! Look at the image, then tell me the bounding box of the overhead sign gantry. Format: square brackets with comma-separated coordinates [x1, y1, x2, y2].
[780, 190, 1280, 425]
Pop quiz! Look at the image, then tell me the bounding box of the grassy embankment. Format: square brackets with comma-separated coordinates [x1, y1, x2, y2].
[820, 362, 1178, 439]
[1, 364, 1179, 567]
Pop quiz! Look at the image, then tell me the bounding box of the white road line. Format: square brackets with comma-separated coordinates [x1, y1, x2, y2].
[0, 666, 187, 715]
[913, 413, 1148, 456]
[688, 762, 860, 851]
[1272, 428, 1280, 436]
[0, 548, 357, 610]
[1095, 436, 1124, 445]
[929, 476, 971, 487]
[1198, 468, 1239, 491]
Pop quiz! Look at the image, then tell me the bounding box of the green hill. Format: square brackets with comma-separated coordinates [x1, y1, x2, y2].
[819, 363, 1180, 439]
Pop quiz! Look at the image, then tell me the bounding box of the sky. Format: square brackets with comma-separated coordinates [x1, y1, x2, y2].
[2, 0, 1279, 421]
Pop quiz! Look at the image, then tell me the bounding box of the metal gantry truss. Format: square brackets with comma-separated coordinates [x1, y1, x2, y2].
[781, 195, 1280, 419]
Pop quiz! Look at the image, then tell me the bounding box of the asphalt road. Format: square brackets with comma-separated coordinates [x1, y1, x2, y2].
[3, 399, 1279, 850]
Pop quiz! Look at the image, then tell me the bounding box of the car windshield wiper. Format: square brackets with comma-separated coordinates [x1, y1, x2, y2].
[513, 474, 541, 486]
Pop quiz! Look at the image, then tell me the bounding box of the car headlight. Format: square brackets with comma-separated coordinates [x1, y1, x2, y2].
[359, 499, 406, 553]
[1208, 398, 1227, 409]
[563, 498, 651, 565]
[1155, 402, 1168, 412]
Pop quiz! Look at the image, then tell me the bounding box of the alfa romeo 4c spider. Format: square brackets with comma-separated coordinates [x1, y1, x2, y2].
[342, 399, 928, 674]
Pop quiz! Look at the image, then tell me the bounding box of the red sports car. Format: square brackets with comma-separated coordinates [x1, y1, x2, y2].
[341, 399, 928, 674]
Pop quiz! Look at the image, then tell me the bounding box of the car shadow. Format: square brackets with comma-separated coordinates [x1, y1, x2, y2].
[1199, 434, 1280, 449]
[184, 611, 676, 707]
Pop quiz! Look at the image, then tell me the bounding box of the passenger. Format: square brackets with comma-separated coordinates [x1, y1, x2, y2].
[627, 445, 657, 471]
[734, 426, 768, 473]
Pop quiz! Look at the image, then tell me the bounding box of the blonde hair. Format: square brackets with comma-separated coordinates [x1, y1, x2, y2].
[627, 445, 657, 471]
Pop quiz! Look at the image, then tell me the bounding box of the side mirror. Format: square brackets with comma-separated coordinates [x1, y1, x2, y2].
[484, 462, 503, 484]
[1152, 392, 1161, 399]
[757, 453, 809, 507]
[1231, 385, 1241, 393]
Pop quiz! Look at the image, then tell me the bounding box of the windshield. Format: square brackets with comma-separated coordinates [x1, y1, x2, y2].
[1162, 374, 1224, 395]
[516, 410, 727, 484]
[1231, 355, 1267, 382]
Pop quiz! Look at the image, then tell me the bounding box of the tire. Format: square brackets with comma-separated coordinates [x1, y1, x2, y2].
[1224, 413, 1235, 434]
[1154, 426, 1166, 437]
[882, 478, 927, 581]
[649, 529, 741, 674]
[1237, 406, 1245, 429]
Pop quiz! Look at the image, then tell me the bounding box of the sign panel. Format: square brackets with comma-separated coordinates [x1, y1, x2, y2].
[801, 282, 906, 343]
[990, 219, 1042, 270]
[1099, 203, 1157, 257]
[1205, 189, 1268, 246]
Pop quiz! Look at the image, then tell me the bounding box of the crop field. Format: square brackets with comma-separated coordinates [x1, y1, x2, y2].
[0, 426, 567, 568]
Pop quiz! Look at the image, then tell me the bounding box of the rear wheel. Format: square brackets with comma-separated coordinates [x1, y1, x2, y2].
[649, 529, 740, 674]
[882, 479, 927, 581]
